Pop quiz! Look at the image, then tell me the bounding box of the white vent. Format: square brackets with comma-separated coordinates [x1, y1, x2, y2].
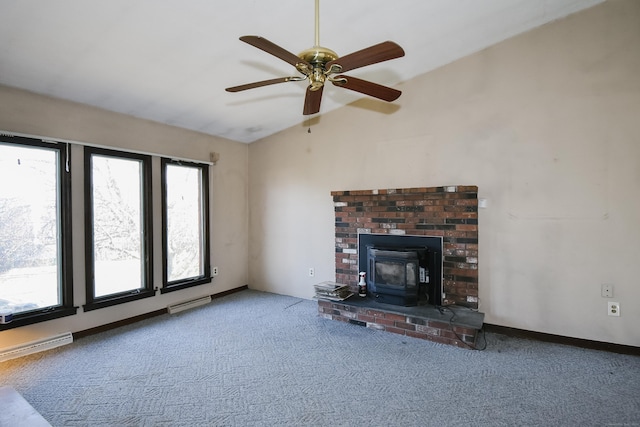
[167, 296, 211, 314]
[0, 332, 73, 362]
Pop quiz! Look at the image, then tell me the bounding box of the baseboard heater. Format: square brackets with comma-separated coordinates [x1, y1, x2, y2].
[0, 332, 73, 362]
[167, 296, 212, 314]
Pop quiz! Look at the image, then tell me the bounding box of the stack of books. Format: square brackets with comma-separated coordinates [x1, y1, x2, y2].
[313, 281, 353, 301]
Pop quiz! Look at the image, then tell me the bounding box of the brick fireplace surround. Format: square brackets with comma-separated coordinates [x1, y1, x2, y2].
[318, 186, 484, 349]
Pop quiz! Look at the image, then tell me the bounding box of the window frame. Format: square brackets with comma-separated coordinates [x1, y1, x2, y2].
[83, 146, 155, 311]
[160, 158, 211, 293]
[0, 135, 76, 331]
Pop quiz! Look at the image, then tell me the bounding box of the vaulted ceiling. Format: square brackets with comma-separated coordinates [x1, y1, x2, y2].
[0, 0, 603, 143]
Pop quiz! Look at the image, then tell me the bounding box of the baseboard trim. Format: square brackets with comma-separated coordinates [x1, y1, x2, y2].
[73, 309, 165, 339]
[212, 285, 249, 299]
[74, 285, 249, 340]
[484, 324, 640, 356]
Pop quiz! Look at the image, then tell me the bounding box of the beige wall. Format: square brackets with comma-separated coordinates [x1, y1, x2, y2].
[248, 0, 640, 346]
[0, 86, 249, 348]
[1, 0, 637, 351]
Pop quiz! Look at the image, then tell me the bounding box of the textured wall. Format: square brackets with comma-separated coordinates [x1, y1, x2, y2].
[248, 0, 640, 347]
[0, 86, 249, 349]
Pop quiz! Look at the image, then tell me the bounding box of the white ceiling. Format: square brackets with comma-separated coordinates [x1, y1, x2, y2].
[0, 0, 603, 143]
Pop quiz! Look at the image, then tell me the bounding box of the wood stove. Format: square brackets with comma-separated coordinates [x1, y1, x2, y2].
[359, 234, 442, 307]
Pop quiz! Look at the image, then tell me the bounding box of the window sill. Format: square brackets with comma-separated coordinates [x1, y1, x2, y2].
[0, 306, 78, 331]
[83, 289, 156, 312]
[161, 277, 212, 294]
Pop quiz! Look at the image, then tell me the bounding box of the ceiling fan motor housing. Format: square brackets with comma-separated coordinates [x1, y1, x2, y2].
[297, 46, 341, 90]
[297, 46, 339, 67]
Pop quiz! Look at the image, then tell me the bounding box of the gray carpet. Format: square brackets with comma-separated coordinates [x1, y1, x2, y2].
[1, 289, 639, 426]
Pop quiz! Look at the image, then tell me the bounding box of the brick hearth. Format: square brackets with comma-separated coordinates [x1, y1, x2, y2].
[317, 297, 484, 348]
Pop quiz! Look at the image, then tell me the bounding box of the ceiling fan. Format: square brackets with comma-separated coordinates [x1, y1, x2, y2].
[225, 0, 405, 116]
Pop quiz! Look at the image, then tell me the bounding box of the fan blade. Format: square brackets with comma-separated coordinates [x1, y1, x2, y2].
[331, 75, 401, 102]
[303, 85, 324, 115]
[326, 41, 405, 73]
[239, 35, 311, 70]
[225, 77, 302, 92]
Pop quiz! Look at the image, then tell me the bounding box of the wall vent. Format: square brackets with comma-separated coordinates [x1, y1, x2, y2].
[167, 296, 212, 315]
[0, 332, 73, 362]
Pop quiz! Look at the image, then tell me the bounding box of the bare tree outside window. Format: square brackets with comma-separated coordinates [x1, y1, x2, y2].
[90, 155, 144, 297]
[0, 143, 60, 313]
[165, 164, 204, 282]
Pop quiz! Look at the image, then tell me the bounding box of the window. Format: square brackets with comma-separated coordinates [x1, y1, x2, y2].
[84, 147, 154, 311]
[161, 159, 210, 292]
[0, 136, 76, 329]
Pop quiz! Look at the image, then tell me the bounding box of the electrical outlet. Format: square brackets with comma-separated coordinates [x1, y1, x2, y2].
[212, 266, 219, 276]
[308, 268, 315, 277]
[608, 301, 620, 317]
[601, 284, 613, 298]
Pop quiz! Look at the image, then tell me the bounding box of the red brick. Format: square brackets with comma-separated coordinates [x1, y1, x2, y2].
[394, 322, 416, 331]
[450, 268, 478, 277]
[336, 303, 357, 312]
[456, 224, 478, 232]
[444, 205, 475, 213]
[374, 317, 396, 327]
[453, 199, 478, 206]
[384, 313, 407, 322]
[459, 212, 478, 219]
[357, 314, 376, 323]
[424, 206, 445, 212]
[444, 230, 468, 238]
[445, 242, 467, 250]
[428, 320, 451, 330]
[406, 187, 429, 194]
[365, 309, 387, 318]
[440, 330, 459, 339]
